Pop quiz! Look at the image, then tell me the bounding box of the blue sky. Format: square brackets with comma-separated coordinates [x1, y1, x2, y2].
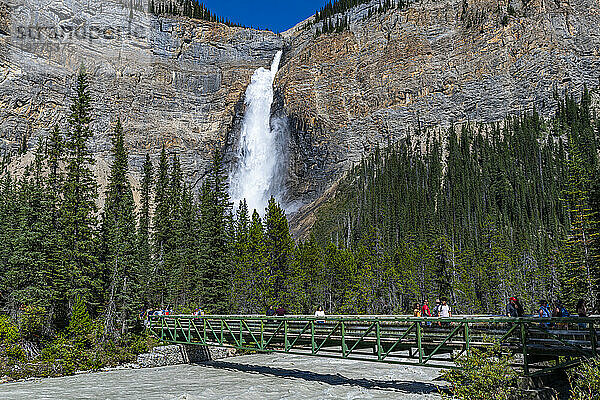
[201, 0, 326, 33]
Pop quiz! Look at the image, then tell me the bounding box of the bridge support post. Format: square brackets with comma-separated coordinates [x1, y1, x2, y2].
[520, 321, 529, 376]
[261, 320, 265, 351]
[376, 321, 382, 361]
[464, 322, 470, 356]
[311, 321, 315, 354]
[341, 321, 347, 358]
[416, 322, 423, 364]
[284, 320, 289, 352]
[590, 320, 597, 357]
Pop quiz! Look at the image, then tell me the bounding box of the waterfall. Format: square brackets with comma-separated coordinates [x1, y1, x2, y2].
[229, 50, 287, 214]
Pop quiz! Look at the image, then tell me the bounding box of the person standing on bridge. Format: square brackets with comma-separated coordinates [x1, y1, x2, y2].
[515, 298, 525, 317]
[506, 297, 519, 318]
[276, 305, 286, 316]
[421, 300, 432, 326]
[413, 303, 421, 317]
[421, 300, 432, 318]
[538, 300, 552, 327]
[577, 299, 587, 329]
[439, 298, 452, 318]
[315, 306, 325, 324]
[266, 305, 275, 317]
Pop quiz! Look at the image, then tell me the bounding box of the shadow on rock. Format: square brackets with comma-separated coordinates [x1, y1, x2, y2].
[198, 360, 440, 394]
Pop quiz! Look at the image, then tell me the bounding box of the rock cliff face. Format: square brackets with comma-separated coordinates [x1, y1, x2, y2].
[277, 0, 600, 232]
[0, 0, 282, 196]
[1, 0, 600, 231]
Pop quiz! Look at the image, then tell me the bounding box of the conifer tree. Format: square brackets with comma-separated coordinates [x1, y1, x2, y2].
[153, 147, 170, 306]
[44, 126, 68, 326]
[264, 197, 294, 307]
[247, 209, 268, 311]
[101, 119, 139, 336]
[60, 67, 100, 312]
[138, 154, 153, 304]
[562, 135, 599, 310]
[199, 150, 231, 313]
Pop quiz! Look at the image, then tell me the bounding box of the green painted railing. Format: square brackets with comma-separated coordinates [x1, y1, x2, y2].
[147, 315, 600, 376]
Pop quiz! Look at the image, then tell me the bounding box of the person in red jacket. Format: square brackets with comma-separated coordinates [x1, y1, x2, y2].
[421, 300, 432, 317]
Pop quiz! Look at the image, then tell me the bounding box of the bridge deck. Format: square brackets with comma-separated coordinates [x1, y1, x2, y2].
[147, 315, 599, 376]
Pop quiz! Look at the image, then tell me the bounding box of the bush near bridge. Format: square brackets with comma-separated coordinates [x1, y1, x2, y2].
[569, 357, 600, 399]
[0, 302, 156, 380]
[441, 345, 518, 400]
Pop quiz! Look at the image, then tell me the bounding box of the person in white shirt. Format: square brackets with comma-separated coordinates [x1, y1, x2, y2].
[315, 306, 326, 324]
[439, 298, 452, 318]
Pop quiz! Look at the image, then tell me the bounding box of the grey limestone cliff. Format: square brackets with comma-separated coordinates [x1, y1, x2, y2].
[0, 0, 282, 200]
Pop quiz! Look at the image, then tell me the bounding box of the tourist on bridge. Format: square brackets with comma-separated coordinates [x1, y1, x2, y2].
[553, 300, 569, 318]
[506, 297, 519, 318]
[432, 299, 441, 317]
[439, 298, 451, 317]
[421, 300, 431, 318]
[266, 305, 276, 317]
[315, 306, 325, 324]
[577, 299, 587, 329]
[192, 307, 205, 316]
[421, 300, 432, 326]
[538, 300, 552, 327]
[413, 303, 421, 317]
[515, 298, 525, 317]
[275, 305, 286, 316]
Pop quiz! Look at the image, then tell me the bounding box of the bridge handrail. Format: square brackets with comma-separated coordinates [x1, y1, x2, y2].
[150, 314, 600, 324]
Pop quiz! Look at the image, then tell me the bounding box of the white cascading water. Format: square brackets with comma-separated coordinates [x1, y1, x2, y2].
[229, 50, 287, 214]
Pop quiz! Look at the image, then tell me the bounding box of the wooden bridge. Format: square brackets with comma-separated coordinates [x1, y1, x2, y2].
[147, 315, 599, 376]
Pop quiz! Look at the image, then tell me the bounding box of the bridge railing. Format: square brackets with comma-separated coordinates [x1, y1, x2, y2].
[147, 315, 600, 376]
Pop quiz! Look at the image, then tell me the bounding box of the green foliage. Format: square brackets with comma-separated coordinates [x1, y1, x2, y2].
[0, 316, 24, 361]
[569, 357, 600, 400]
[441, 345, 518, 400]
[198, 150, 232, 313]
[60, 67, 100, 309]
[18, 305, 46, 342]
[100, 119, 140, 337]
[67, 296, 93, 345]
[138, 154, 153, 304]
[0, 316, 19, 345]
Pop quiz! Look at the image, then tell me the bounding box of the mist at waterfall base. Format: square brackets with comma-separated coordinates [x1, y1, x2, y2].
[230, 51, 296, 216]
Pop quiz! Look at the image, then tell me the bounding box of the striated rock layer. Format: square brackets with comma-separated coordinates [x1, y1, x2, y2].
[1, 0, 600, 232]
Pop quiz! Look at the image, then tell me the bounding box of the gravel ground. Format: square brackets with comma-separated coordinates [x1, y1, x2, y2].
[0, 353, 444, 399]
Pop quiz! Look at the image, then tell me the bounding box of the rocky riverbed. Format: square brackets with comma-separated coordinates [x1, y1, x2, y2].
[0, 353, 443, 399]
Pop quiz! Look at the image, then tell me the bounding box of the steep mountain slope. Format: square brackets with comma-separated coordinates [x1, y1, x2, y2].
[277, 0, 600, 233]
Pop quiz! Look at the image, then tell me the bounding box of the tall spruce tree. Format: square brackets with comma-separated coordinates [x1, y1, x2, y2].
[60, 67, 100, 313]
[264, 197, 294, 307]
[138, 154, 153, 305]
[45, 126, 68, 325]
[199, 150, 231, 313]
[101, 119, 139, 336]
[152, 147, 170, 306]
